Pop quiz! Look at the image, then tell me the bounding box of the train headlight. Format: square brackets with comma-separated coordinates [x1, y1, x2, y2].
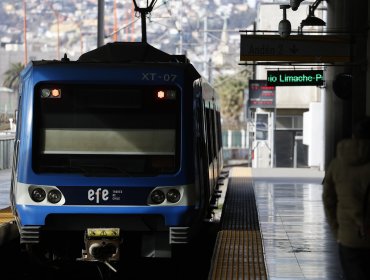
[41, 88, 51, 98]
[31, 188, 46, 202]
[47, 189, 62, 204]
[166, 189, 181, 203]
[150, 190, 165, 204]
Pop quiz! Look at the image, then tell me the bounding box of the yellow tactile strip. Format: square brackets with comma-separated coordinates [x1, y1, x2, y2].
[209, 230, 267, 280]
[229, 167, 252, 178]
[0, 207, 14, 224]
[208, 167, 267, 279]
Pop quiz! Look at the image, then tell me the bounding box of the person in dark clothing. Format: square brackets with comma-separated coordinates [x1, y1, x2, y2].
[323, 117, 370, 280]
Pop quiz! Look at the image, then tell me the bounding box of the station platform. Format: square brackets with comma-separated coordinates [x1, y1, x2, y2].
[209, 167, 343, 280]
[0, 167, 344, 279]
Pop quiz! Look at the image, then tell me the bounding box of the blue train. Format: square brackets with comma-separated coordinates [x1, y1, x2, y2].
[10, 42, 224, 268]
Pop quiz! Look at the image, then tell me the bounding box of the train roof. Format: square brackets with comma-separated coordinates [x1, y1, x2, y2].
[78, 42, 188, 64]
[29, 42, 201, 81]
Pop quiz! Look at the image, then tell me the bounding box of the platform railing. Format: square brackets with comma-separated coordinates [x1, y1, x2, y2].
[0, 134, 15, 170]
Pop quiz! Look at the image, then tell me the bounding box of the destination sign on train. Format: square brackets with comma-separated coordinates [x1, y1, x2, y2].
[266, 70, 324, 86]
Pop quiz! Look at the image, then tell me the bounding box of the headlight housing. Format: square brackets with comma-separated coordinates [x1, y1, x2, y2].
[166, 189, 181, 203]
[28, 185, 64, 205]
[47, 189, 62, 204]
[150, 189, 166, 204]
[31, 188, 46, 202]
[148, 187, 184, 205]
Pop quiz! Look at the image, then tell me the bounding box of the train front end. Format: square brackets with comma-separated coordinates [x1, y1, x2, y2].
[11, 43, 203, 264]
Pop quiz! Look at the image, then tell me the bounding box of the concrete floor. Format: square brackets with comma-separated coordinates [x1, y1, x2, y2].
[252, 168, 343, 279]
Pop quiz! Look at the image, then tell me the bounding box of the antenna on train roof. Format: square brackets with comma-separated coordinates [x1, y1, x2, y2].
[132, 0, 158, 43]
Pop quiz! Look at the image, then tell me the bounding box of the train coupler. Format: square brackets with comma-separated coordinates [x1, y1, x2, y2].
[77, 228, 121, 273]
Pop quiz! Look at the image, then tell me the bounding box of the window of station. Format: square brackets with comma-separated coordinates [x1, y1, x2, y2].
[276, 115, 303, 130]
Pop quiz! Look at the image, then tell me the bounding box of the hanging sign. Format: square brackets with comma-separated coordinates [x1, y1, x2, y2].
[267, 70, 324, 86]
[240, 35, 350, 63]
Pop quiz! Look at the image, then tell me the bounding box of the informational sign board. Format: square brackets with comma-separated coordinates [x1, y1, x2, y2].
[240, 35, 351, 63]
[267, 70, 324, 86]
[248, 80, 275, 108]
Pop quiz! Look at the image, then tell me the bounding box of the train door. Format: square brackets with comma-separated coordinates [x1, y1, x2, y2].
[205, 103, 215, 192]
[213, 107, 222, 178]
[275, 130, 294, 167]
[193, 84, 211, 216]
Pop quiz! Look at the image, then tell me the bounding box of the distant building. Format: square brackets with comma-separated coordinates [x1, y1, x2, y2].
[0, 86, 16, 130]
[0, 86, 15, 113]
[249, 1, 326, 169]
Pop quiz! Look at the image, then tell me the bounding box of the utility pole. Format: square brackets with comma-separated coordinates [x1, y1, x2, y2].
[131, 1, 135, 42]
[23, 0, 27, 65]
[55, 11, 60, 59]
[97, 0, 105, 47]
[113, 0, 118, 42]
[178, 0, 183, 54]
[48, 3, 60, 60]
[203, 16, 208, 80]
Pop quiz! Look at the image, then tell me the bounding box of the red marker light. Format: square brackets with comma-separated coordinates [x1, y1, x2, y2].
[51, 89, 61, 98]
[157, 90, 165, 99]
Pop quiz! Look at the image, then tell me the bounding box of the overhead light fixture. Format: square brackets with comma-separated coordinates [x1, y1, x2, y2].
[301, 15, 326, 27]
[278, 5, 291, 38]
[300, 0, 326, 29]
[290, 0, 305, 11]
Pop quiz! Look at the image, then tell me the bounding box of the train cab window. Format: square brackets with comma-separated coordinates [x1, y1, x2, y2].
[32, 83, 180, 176]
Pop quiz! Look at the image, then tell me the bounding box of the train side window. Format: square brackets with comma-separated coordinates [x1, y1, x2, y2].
[216, 111, 222, 153]
[205, 107, 212, 164]
[211, 106, 218, 157]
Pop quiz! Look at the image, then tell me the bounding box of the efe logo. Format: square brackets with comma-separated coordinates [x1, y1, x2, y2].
[88, 188, 109, 204]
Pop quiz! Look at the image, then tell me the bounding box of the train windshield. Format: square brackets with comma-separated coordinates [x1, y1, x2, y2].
[32, 83, 180, 176]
